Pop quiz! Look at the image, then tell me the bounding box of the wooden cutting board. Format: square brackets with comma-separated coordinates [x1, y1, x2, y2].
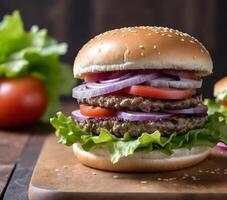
[29, 135, 227, 200]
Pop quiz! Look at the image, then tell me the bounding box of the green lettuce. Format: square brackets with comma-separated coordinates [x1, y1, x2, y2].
[216, 91, 227, 102]
[50, 112, 227, 163]
[204, 90, 227, 117]
[0, 11, 75, 122]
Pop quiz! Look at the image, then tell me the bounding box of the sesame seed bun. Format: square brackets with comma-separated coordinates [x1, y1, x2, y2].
[74, 26, 213, 78]
[214, 76, 227, 96]
[73, 144, 209, 172]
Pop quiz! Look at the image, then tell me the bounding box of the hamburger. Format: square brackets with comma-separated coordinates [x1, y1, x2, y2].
[51, 26, 227, 172]
[205, 76, 227, 150]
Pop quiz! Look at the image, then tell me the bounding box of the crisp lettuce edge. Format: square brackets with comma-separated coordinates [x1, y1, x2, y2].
[50, 112, 227, 164]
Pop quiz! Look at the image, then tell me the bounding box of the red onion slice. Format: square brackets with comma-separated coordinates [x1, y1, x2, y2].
[72, 110, 91, 121]
[165, 104, 208, 114]
[117, 111, 172, 121]
[99, 73, 131, 84]
[71, 110, 112, 121]
[148, 77, 202, 88]
[72, 73, 159, 99]
[217, 142, 227, 151]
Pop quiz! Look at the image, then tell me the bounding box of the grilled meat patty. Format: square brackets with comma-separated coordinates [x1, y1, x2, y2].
[78, 95, 202, 112]
[76, 114, 208, 137]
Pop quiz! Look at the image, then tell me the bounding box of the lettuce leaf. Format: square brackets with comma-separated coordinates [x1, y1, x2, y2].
[0, 11, 75, 122]
[50, 112, 227, 163]
[204, 90, 227, 117]
[216, 91, 227, 102]
[204, 98, 227, 117]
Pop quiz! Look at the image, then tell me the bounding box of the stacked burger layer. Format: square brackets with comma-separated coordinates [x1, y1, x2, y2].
[51, 27, 227, 172]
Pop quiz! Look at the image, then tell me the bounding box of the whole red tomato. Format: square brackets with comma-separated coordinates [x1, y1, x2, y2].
[0, 76, 48, 128]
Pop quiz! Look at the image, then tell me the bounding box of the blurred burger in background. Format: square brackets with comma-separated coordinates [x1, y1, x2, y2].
[205, 76, 227, 150]
[0, 11, 74, 128]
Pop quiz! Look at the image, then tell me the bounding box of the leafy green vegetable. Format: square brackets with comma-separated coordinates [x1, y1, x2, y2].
[204, 89, 227, 117]
[216, 91, 227, 102]
[204, 98, 227, 117]
[50, 112, 227, 163]
[0, 11, 75, 122]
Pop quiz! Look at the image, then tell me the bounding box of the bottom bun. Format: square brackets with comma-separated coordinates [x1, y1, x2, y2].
[73, 144, 209, 172]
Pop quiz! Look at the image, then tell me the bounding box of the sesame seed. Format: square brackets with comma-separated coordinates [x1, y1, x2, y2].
[113, 175, 119, 179]
[140, 181, 148, 184]
[141, 52, 144, 56]
[153, 45, 157, 49]
[122, 34, 126, 37]
[201, 49, 204, 53]
[139, 45, 145, 49]
[92, 172, 97, 175]
[63, 165, 68, 169]
[158, 52, 161, 55]
[190, 40, 195, 43]
[191, 176, 197, 181]
[168, 34, 172, 37]
[161, 33, 165, 36]
[97, 37, 101, 41]
[55, 169, 60, 172]
[181, 38, 185, 41]
[147, 33, 152, 36]
[157, 178, 162, 181]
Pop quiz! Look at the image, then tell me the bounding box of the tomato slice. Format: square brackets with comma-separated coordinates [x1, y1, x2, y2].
[125, 85, 195, 99]
[80, 104, 116, 117]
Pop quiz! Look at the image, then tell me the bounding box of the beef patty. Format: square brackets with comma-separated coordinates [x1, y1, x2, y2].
[76, 114, 208, 137]
[78, 95, 202, 112]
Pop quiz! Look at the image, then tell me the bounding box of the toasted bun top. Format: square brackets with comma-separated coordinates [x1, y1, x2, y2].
[214, 76, 227, 96]
[74, 26, 213, 78]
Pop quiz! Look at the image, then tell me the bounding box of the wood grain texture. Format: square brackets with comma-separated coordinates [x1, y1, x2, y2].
[0, 164, 14, 198]
[3, 134, 46, 200]
[29, 135, 227, 200]
[0, 131, 29, 197]
[0, 132, 29, 164]
[1, 101, 73, 199]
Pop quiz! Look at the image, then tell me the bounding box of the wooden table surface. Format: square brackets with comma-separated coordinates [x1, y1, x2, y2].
[0, 101, 73, 200]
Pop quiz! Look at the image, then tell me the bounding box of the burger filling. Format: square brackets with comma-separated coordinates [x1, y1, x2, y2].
[51, 70, 227, 163]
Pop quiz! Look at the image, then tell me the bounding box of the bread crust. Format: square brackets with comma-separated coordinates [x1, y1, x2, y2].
[74, 26, 213, 78]
[214, 76, 227, 96]
[73, 144, 209, 172]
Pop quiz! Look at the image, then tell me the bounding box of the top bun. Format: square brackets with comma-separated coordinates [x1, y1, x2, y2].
[214, 76, 227, 96]
[74, 26, 213, 78]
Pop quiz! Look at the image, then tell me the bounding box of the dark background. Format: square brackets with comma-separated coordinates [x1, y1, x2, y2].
[0, 0, 227, 98]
